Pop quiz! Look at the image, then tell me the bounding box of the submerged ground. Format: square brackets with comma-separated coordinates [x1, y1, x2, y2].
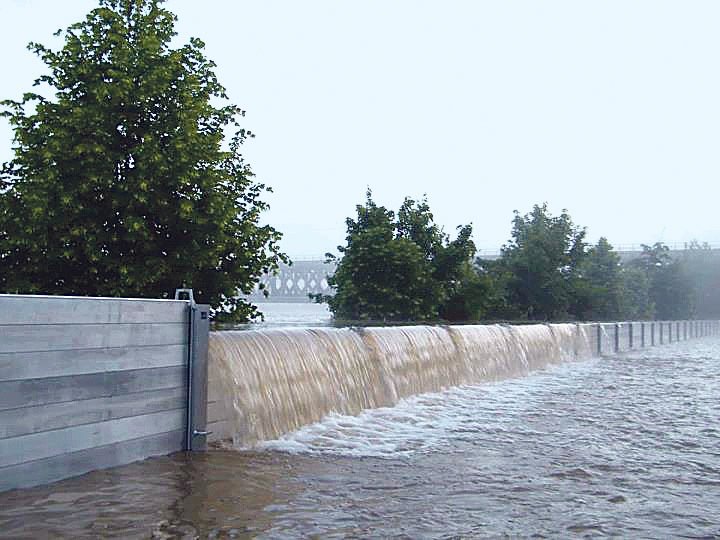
[1, 334, 718, 538]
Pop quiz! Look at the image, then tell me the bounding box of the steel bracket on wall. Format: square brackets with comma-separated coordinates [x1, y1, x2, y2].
[175, 289, 210, 451]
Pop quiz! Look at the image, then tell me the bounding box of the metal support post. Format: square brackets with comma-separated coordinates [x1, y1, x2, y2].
[614, 323, 620, 353]
[651, 322, 655, 346]
[175, 289, 210, 452]
[641, 322, 645, 348]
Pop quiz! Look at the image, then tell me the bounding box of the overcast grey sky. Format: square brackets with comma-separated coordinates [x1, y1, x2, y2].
[1, 1, 718, 259]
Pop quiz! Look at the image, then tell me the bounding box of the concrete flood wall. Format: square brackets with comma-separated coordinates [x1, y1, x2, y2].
[0, 294, 209, 493]
[206, 320, 720, 444]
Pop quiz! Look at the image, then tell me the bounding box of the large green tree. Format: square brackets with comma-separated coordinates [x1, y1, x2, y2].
[315, 191, 477, 322]
[497, 203, 587, 320]
[0, 0, 285, 320]
[396, 197, 482, 320]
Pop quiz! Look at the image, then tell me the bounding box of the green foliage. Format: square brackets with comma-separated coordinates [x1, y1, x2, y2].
[470, 258, 521, 320]
[630, 243, 694, 319]
[439, 259, 495, 321]
[496, 203, 587, 320]
[681, 242, 720, 318]
[314, 190, 477, 322]
[0, 0, 285, 321]
[576, 237, 624, 320]
[618, 265, 654, 320]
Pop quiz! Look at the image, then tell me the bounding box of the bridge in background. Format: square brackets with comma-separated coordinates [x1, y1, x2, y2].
[247, 259, 338, 303]
[247, 243, 719, 303]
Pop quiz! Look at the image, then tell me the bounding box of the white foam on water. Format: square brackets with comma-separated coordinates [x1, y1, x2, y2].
[258, 358, 601, 458]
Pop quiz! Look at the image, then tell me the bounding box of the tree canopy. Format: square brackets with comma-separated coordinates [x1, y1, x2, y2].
[314, 191, 478, 322]
[0, 0, 285, 321]
[497, 204, 587, 320]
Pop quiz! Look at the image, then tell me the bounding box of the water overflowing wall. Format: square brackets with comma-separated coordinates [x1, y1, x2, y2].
[207, 323, 596, 446]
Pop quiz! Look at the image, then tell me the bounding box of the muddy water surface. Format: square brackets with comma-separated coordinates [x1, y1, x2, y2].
[1, 339, 719, 538]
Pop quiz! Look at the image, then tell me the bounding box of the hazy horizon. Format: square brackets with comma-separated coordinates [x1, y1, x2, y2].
[2, 0, 718, 259]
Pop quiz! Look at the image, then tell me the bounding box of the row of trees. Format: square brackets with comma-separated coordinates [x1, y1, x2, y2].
[314, 193, 718, 323]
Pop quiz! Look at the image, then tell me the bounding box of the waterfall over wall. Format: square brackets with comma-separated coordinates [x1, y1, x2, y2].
[207, 323, 596, 447]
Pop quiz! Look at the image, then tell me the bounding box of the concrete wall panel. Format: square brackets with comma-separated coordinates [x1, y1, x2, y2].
[0, 366, 187, 410]
[0, 322, 186, 353]
[0, 429, 186, 492]
[0, 295, 188, 325]
[0, 294, 206, 492]
[0, 387, 186, 440]
[0, 344, 187, 381]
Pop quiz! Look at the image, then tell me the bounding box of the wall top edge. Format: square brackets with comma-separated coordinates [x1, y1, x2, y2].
[0, 294, 190, 304]
[212, 320, 719, 335]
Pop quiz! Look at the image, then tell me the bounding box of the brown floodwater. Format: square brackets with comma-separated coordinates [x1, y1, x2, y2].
[1, 338, 719, 539]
